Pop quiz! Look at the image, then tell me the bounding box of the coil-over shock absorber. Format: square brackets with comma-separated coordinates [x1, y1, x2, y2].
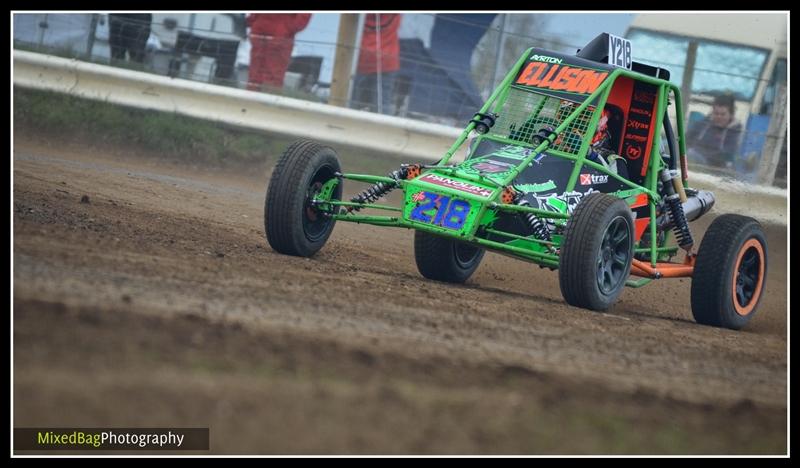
[513, 191, 551, 242]
[346, 168, 407, 213]
[665, 194, 693, 250]
[660, 169, 694, 251]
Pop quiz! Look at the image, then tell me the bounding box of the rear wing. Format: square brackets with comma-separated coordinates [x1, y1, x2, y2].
[576, 32, 671, 81]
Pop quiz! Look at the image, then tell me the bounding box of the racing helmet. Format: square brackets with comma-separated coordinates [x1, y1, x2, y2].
[591, 108, 611, 146]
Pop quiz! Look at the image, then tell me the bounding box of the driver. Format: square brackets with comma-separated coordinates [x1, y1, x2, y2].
[555, 101, 626, 175]
[588, 108, 626, 174]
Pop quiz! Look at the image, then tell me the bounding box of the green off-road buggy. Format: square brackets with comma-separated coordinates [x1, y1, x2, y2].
[264, 33, 768, 330]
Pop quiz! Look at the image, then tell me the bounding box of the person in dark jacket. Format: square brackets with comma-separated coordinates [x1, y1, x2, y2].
[247, 13, 311, 91]
[686, 93, 743, 169]
[108, 14, 152, 63]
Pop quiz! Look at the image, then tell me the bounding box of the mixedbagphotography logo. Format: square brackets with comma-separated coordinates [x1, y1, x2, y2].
[14, 428, 209, 451]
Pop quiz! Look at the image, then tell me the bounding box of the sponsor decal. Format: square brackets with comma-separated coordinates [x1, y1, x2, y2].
[515, 62, 608, 95]
[528, 189, 598, 231]
[411, 191, 427, 202]
[485, 159, 514, 168]
[622, 81, 657, 169]
[418, 173, 493, 198]
[629, 107, 652, 117]
[579, 173, 610, 185]
[628, 120, 650, 130]
[492, 145, 533, 161]
[472, 159, 512, 174]
[625, 134, 648, 143]
[633, 91, 655, 104]
[626, 145, 643, 160]
[627, 120, 650, 131]
[486, 146, 545, 165]
[514, 180, 557, 193]
[472, 162, 506, 173]
[529, 54, 563, 64]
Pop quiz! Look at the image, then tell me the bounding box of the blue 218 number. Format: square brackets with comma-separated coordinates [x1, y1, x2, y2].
[410, 192, 470, 230]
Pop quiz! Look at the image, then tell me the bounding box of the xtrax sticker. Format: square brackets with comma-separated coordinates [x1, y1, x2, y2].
[417, 173, 493, 198]
[579, 173, 609, 185]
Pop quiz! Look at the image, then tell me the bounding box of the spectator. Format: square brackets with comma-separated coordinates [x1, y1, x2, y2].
[352, 14, 402, 115]
[108, 14, 152, 64]
[686, 93, 743, 169]
[246, 13, 311, 91]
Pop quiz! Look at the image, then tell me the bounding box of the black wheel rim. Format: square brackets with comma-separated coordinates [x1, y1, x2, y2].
[454, 242, 481, 268]
[303, 165, 336, 242]
[596, 216, 631, 295]
[735, 246, 761, 308]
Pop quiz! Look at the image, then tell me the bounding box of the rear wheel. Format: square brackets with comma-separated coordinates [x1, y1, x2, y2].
[264, 140, 342, 257]
[691, 214, 767, 329]
[559, 193, 634, 310]
[414, 231, 485, 283]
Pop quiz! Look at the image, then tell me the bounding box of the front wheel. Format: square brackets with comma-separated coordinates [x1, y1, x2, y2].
[691, 214, 768, 330]
[414, 231, 485, 283]
[559, 193, 634, 311]
[264, 140, 342, 257]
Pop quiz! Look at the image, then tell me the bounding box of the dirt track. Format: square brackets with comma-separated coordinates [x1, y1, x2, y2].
[13, 138, 787, 454]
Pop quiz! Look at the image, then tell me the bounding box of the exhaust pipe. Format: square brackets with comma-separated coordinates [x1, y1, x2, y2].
[657, 189, 715, 230]
[681, 189, 715, 222]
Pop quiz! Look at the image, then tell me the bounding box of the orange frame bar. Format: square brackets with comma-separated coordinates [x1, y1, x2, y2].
[630, 258, 694, 279]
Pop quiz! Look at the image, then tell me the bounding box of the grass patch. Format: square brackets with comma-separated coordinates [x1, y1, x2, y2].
[14, 86, 281, 166]
[14, 86, 411, 175]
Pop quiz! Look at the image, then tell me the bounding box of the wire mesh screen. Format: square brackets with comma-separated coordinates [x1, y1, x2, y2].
[492, 86, 595, 155]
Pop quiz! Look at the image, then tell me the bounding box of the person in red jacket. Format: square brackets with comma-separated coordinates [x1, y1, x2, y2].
[352, 13, 402, 115]
[247, 13, 312, 91]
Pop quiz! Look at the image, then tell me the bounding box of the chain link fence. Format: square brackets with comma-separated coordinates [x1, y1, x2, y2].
[13, 12, 787, 187]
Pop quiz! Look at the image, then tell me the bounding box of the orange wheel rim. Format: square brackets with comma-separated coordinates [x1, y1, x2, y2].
[731, 238, 765, 316]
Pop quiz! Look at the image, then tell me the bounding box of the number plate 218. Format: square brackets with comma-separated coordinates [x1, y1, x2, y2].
[409, 191, 471, 230]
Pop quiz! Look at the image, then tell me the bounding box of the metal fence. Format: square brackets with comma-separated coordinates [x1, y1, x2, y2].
[12, 12, 787, 187]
